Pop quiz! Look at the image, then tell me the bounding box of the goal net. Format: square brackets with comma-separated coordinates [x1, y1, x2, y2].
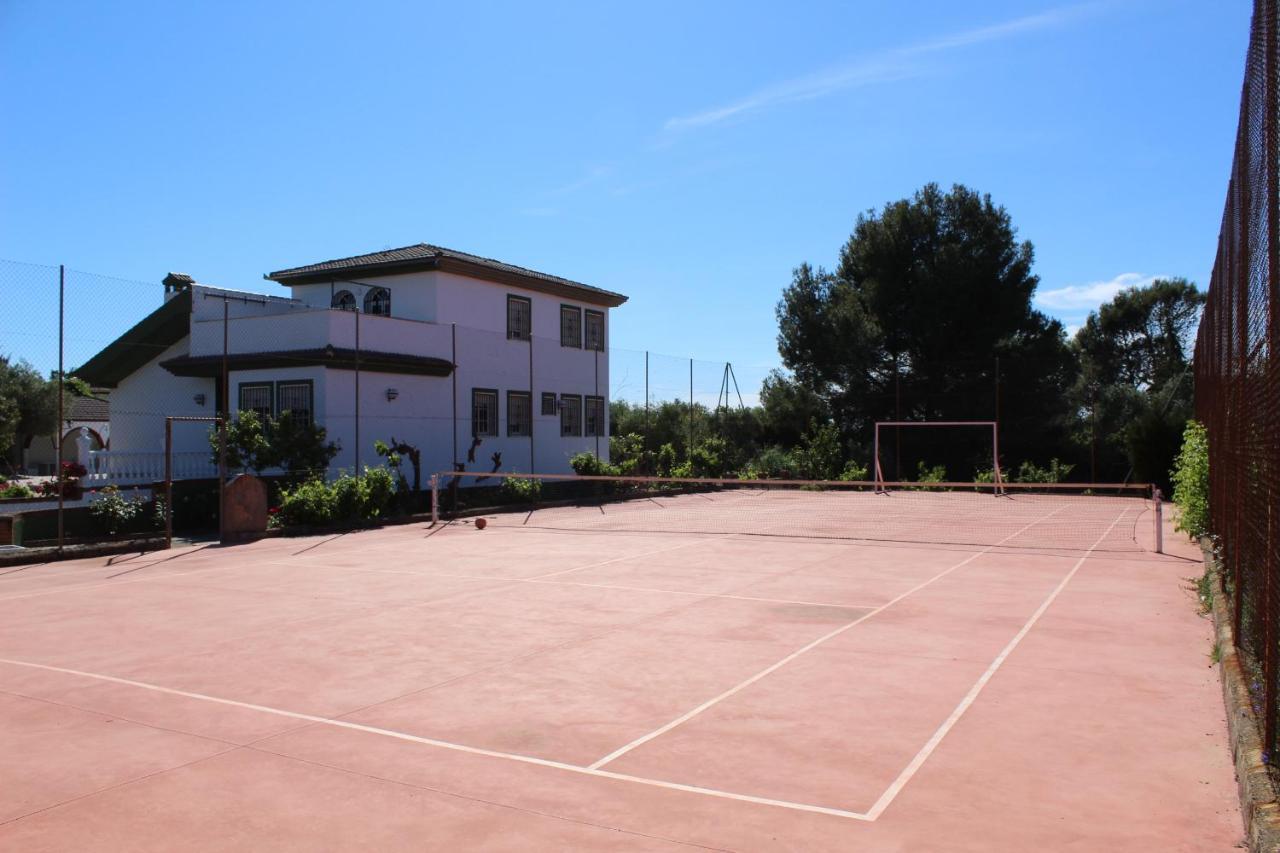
[873, 420, 1004, 493]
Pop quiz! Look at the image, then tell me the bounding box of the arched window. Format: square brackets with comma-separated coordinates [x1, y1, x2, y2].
[332, 290, 356, 311]
[363, 287, 391, 316]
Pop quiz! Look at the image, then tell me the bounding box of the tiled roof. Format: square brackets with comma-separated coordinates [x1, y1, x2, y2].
[265, 243, 627, 307]
[69, 396, 110, 422]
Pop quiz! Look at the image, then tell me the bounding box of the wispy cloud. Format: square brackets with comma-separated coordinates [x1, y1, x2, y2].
[663, 3, 1096, 133]
[548, 164, 614, 196]
[1036, 272, 1164, 312]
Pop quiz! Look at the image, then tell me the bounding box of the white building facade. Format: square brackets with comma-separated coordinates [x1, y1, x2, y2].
[75, 245, 626, 484]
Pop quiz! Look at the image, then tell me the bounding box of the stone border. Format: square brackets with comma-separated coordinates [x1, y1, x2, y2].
[0, 536, 170, 568]
[1204, 538, 1280, 852]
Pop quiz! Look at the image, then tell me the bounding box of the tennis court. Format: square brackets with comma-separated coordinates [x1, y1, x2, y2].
[0, 488, 1240, 850]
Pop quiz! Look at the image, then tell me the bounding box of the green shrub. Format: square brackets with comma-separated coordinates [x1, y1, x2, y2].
[329, 467, 397, 521]
[689, 436, 730, 478]
[609, 433, 649, 474]
[569, 452, 620, 477]
[331, 472, 369, 520]
[915, 462, 947, 483]
[656, 443, 678, 477]
[0, 482, 35, 499]
[89, 485, 146, 536]
[1171, 420, 1209, 538]
[839, 460, 869, 482]
[1013, 458, 1074, 484]
[742, 446, 796, 479]
[792, 419, 842, 480]
[501, 476, 543, 502]
[362, 466, 396, 518]
[278, 478, 338, 527]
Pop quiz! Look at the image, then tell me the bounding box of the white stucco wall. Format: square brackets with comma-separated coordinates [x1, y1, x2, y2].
[109, 337, 217, 453]
[102, 269, 615, 480]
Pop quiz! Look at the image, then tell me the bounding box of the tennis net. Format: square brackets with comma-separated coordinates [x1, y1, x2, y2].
[431, 472, 1161, 553]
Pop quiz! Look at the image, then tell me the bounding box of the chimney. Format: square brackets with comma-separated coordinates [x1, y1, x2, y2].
[162, 272, 195, 301]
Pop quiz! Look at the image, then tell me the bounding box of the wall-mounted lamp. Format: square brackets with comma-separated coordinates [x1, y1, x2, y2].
[193, 393, 206, 406]
[385, 388, 399, 402]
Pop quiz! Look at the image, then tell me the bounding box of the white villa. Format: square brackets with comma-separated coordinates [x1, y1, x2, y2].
[74, 244, 627, 484]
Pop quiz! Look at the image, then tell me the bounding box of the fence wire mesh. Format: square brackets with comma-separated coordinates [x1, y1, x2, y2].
[1194, 0, 1280, 765]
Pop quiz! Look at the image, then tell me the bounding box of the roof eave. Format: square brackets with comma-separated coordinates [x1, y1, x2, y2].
[266, 256, 628, 308]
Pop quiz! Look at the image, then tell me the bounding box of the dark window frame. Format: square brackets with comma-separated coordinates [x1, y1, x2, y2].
[507, 295, 532, 341]
[332, 290, 357, 311]
[363, 286, 392, 316]
[238, 381, 275, 422]
[507, 390, 532, 437]
[585, 309, 605, 352]
[585, 395, 605, 437]
[472, 387, 499, 437]
[559, 393, 582, 437]
[560, 304, 582, 348]
[541, 392, 557, 416]
[276, 379, 315, 425]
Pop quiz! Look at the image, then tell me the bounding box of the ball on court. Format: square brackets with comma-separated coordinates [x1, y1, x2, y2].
[475, 518, 487, 530]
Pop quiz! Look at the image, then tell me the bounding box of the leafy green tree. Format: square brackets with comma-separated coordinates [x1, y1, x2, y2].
[0, 357, 90, 469]
[209, 409, 338, 480]
[758, 371, 828, 449]
[270, 410, 339, 479]
[776, 184, 1076, 478]
[791, 419, 843, 480]
[1074, 278, 1203, 393]
[209, 410, 272, 473]
[1072, 278, 1204, 486]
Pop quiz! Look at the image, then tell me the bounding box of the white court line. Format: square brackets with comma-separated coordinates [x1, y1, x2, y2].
[587, 504, 1071, 770]
[0, 657, 873, 821]
[861, 507, 1128, 821]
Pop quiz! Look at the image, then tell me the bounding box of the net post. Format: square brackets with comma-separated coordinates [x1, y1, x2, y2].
[992, 422, 1005, 496]
[1153, 487, 1163, 554]
[430, 474, 439, 526]
[873, 423, 885, 493]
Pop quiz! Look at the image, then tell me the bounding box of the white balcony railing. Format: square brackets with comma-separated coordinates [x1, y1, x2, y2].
[83, 450, 218, 485]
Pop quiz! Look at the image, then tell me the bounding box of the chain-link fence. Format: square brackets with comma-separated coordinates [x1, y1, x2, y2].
[1193, 0, 1280, 763]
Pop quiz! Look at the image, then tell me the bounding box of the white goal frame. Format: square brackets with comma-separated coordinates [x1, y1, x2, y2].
[873, 420, 1004, 495]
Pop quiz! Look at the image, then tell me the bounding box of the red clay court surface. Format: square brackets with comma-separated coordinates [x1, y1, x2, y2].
[0, 491, 1242, 851]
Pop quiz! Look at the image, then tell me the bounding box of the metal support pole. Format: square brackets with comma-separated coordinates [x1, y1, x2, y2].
[644, 350, 649, 457]
[458, 320, 463, 466]
[354, 309, 361, 475]
[594, 348, 601, 458]
[1153, 488, 1163, 554]
[430, 474, 439, 526]
[164, 418, 173, 549]
[219, 299, 228, 544]
[56, 265, 64, 555]
[688, 357, 693, 463]
[528, 331, 534, 472]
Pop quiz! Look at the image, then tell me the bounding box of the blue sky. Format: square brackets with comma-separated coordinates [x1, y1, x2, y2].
[0, 1, 1250, 400]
